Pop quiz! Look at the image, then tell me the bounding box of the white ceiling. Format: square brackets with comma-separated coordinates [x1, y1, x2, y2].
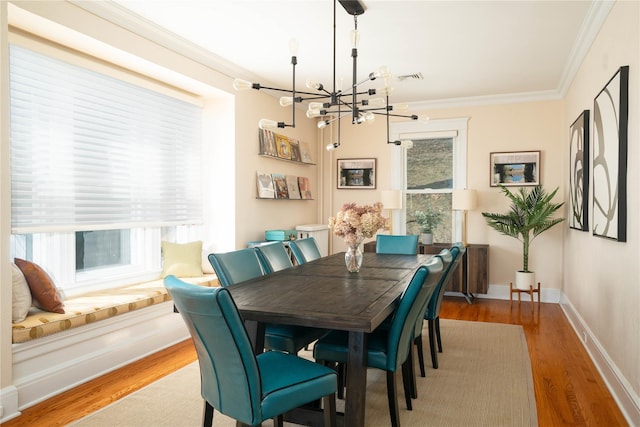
[110, 0, 605, 106]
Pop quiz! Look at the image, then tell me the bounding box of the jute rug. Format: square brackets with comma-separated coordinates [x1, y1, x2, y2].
[72, 319, 537, 426]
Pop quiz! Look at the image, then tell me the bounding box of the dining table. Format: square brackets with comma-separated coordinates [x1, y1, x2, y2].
[227, 251, 433, 427]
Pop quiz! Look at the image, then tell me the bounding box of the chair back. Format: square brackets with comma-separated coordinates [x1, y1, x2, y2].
[386, 257, 443, 371]
[425, 245, 465, 321]
[208, 248, 265, 286]
[255, 242, 294, 273]
[289, 237, 322, 264]
[164, 276, 262, 425]
[375, 234, 419, 255]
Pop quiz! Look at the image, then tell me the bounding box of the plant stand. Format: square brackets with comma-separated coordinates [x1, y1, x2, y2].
[510, 282, 541, 313]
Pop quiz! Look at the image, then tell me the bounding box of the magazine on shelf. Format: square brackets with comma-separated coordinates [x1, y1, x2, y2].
[286, 175, 301, 199]
[259, 129, 278, 157]
[271, 173, 289, 199]
[256, 171, 276, 198]
[298, 176, 312, 199]
[275, 134, 292, 160]
[298, 141, 313, 163]
[289, 139, 302, 162]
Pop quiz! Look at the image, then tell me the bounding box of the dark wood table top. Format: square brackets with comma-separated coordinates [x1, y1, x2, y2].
[228, 252, 433, 332]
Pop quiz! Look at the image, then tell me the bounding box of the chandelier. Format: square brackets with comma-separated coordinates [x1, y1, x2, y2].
[232, 0, 418, 150]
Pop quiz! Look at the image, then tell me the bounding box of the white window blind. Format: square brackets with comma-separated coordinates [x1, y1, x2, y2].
[9, 45, 203, 234]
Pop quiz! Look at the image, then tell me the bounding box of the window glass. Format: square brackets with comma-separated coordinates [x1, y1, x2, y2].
[76, 230, 131, 272]
[406, 138, 453, 243]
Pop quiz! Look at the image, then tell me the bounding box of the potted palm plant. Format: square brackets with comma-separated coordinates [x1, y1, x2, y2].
[413, 207, 443, 245]
[482, 185, 565, 290]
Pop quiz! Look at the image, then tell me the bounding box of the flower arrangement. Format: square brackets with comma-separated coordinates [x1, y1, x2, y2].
[328, 202, 387, 247]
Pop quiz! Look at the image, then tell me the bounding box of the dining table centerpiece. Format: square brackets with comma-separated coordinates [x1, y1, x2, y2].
[328, 202, 387, 272]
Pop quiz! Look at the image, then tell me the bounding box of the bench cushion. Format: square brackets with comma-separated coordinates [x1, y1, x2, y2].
[11, 276, 217, 343]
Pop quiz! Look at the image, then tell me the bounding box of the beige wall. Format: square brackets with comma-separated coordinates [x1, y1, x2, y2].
[321, 100, 566, 291]
[563, 0, 639, 409]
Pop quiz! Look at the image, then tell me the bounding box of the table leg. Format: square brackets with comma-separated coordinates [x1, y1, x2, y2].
[244, 320, 266, 355]
[345, 331, 368, 427]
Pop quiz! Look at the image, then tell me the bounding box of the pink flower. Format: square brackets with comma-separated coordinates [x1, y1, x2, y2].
[328, 202, 387, 246]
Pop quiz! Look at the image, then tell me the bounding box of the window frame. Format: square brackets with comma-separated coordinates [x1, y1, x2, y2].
[390, 118, 469, 242]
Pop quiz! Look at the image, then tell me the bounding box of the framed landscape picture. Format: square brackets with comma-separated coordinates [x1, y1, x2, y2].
[337, 158, 376, 189]
[490, 151, 540, 187]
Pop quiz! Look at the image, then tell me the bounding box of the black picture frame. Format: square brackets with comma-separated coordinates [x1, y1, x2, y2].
[592, 65, 629, 242]
[337, 158, 376, 189]
[490, 151, 540, 187]
[569, 110, 590, 231]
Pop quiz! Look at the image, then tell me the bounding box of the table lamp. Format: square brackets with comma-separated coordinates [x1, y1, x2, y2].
[452, 189, 477, 246]
[381, 190, 403, 235]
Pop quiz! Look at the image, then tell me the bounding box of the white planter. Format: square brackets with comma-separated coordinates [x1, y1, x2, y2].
[421, 233, 433, 245]
[515, 271, 535, 290]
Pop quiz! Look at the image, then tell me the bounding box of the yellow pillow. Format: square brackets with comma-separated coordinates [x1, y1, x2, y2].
[162, 241, 203, 278]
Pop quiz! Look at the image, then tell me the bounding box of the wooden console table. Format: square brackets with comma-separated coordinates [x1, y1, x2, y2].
[363, 241, 489, 304]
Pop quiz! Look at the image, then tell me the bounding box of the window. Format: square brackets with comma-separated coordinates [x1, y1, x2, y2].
[9, 44, 203, 294]
[390, 118, 469, 243]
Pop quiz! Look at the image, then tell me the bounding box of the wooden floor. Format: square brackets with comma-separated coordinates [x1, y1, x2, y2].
[4, 296, 629, 426]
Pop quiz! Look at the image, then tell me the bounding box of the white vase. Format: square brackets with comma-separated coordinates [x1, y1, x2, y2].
[515, 271, 535, 290]
[421, 233, 433, 245]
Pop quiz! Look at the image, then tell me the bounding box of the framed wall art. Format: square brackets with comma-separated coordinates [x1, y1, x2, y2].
[490, 151, 540, 187]
[592, 65, 629, 241]
[569, 110, 590, 231]
[337, 158, 376, 189]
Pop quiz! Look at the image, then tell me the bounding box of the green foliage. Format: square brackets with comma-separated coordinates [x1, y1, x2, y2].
[482, 185, 565, 272]
[413, 206, 443, 233]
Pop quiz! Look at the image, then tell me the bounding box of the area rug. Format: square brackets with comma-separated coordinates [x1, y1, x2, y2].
[72, 319, 537, 426]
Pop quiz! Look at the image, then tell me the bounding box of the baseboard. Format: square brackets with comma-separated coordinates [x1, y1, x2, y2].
[0, 385, 19, 423]
[446, 283, 561, 303]
[560, 296, 640, 426]
[6, 301, 189, 419]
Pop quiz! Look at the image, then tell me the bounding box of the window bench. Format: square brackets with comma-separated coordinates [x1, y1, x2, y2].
[8, 275, 218, 415]
[11, 275, 218, 344]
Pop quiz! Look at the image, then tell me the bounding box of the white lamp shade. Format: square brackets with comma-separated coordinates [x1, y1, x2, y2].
[452, 189, 477, 211]
[381, 190, 403, 210]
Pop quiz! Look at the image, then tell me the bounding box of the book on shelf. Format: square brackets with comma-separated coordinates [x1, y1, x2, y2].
[298, 141, 313, 163]
[271, 173, 289, 199]
[256, 171, 276, 198]
[289, 139, 302, 162]
[298, 176, 312, 199]
[286, 175, 301, 199]
[275, 134, 292, 160]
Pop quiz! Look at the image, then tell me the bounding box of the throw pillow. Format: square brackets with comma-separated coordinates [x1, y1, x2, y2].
[162, 241, 203, 278]
[14, 258, 65, 314]
[11, 263, 33, 322]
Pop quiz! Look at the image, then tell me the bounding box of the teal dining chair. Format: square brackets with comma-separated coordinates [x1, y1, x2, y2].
[289, 237, 322, 264]
[164, 276, 337, 427]
[376, 234, 419, 255]
[255, 242, 294, 273]
[208, 248, 266, 286]
[416, 245, 465, 374]
[313, 257, 443, 427]
[208, 248, 327, 354]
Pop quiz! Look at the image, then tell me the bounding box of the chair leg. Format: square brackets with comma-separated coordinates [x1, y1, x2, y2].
[336, 362, 345, 399]
[406, 345, 417, 400]
[429, 318, 439, 369]
[273, 415, 284, 427]
[436, 316, 443, 352]
[386, 371, 401, 427]
[414, 334, 426, 378]
[323, 393, 337, 427]
[202, 401, 214, 427]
